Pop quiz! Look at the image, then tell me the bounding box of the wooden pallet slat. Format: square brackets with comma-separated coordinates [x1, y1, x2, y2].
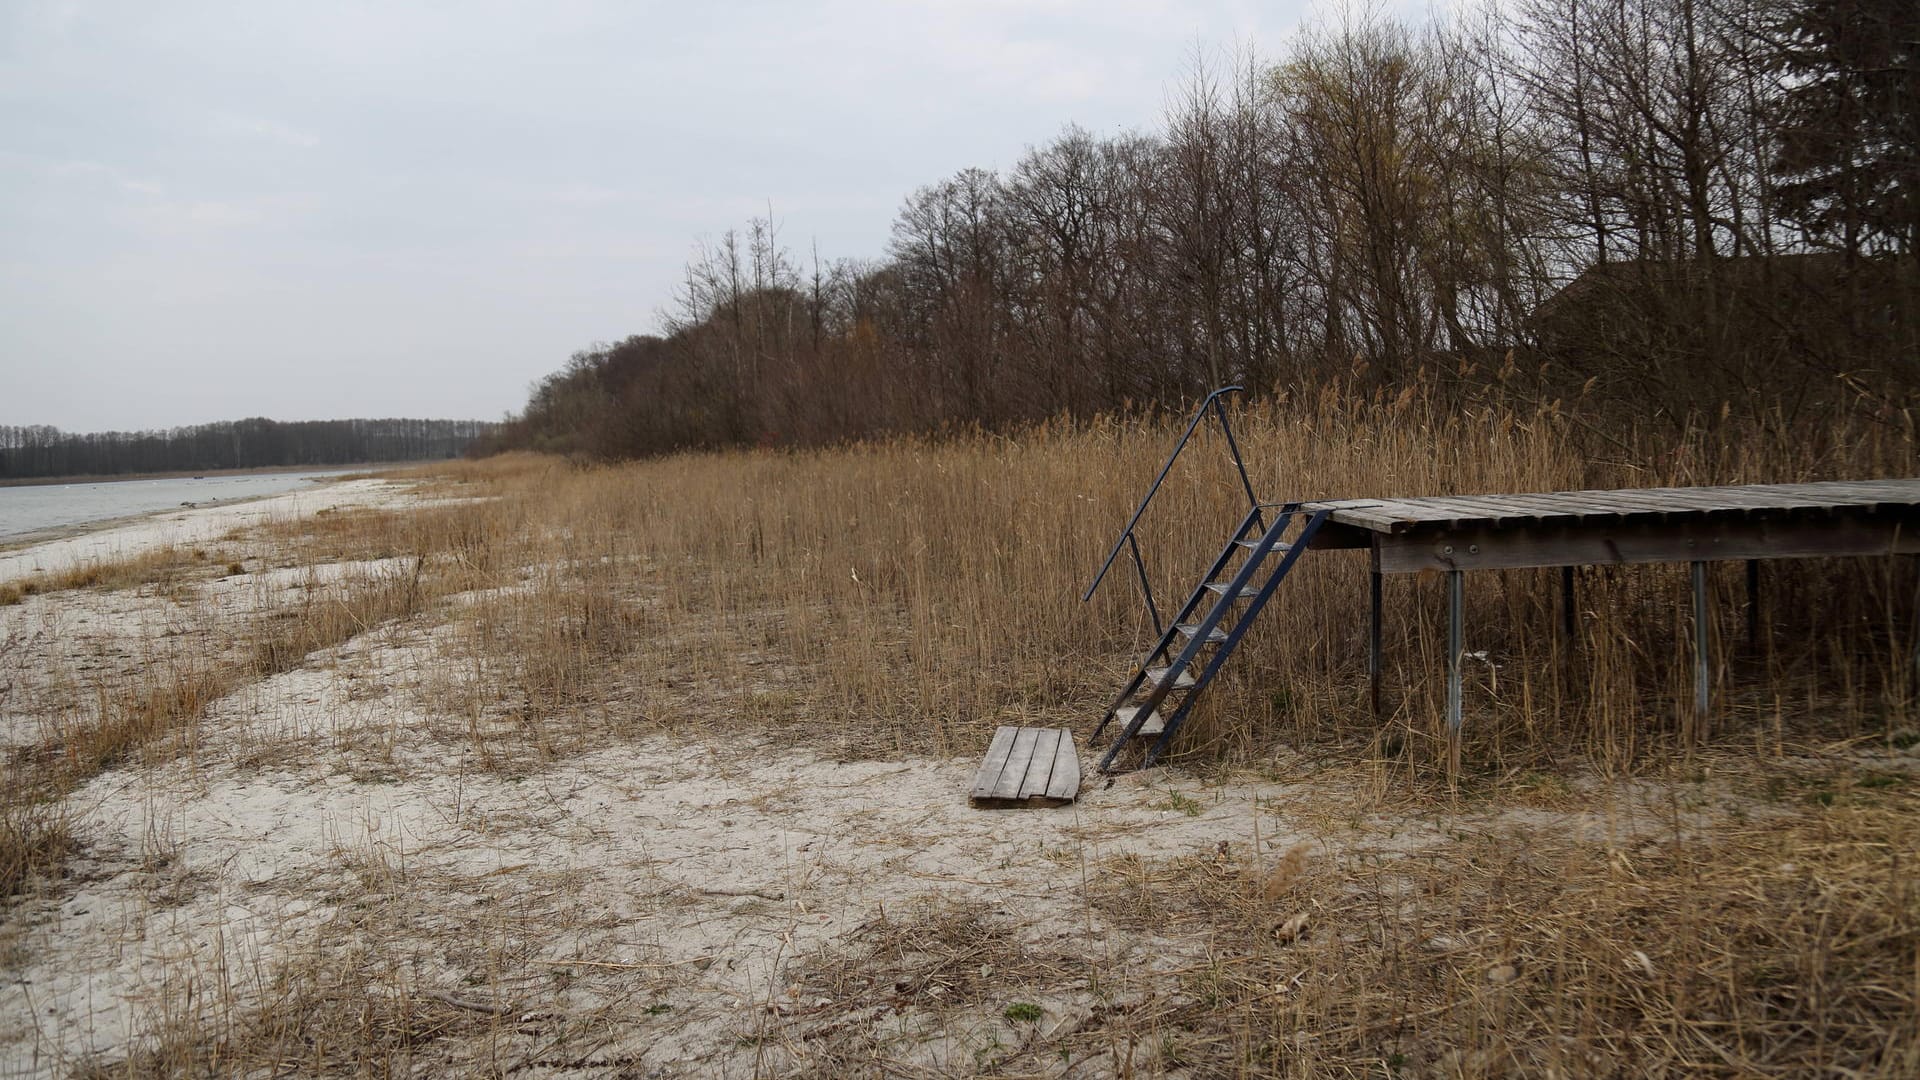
[968, 726, 1018, 801]
[1018, 728, 1061, 795]
[971, 726, 1079, 808]
[989, 727, 1042, 802]
[1043, 738, 1081, 801]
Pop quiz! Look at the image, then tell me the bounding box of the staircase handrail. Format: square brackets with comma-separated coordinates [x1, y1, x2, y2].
[1083, 386, 1259, 606]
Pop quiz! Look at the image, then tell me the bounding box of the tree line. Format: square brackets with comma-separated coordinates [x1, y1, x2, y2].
[0, 418, 495, 480]
[483, 0, 1919, 459]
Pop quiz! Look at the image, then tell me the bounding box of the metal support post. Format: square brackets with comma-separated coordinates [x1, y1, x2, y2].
[1126, 533, 1162, 637]
[1561, 565, 1577, 646]
[1745, 559, 1760, 651]
[1213, 396, 1261, 515]
[1692, 561, 1711, 723]
[1369, 548, 1384, 719]
[1447, 569, 1464, 733]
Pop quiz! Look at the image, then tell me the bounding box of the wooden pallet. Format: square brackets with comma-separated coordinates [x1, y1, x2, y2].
[969, 726, 1080, 808]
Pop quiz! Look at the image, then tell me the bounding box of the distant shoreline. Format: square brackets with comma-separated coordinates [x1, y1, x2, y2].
[0, 461, 435, 489]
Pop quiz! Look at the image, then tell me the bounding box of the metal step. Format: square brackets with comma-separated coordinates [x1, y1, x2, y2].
[1113, 705, 1166, 736]
[1144, 666, 1196, 689]
[1203, 581, 1251, 601]
[1235, 538, 1293, 553]
[1176, 622, 1228, 643]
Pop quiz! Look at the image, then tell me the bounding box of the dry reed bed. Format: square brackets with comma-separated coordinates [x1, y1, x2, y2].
[367, 384, 1920, 774]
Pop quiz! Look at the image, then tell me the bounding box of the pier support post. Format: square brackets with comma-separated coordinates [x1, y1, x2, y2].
[1447, 569, 1465, 779]
[1369, 548, 1384, 719]
[1561, 565, 1577, 646]
[1745, 558, 1760, 651]
[1692, 561, 1711, 727]
[1447, 570, 1464, 733]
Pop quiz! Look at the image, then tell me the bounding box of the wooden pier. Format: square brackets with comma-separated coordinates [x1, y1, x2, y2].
[1303, 478, 1920, 729]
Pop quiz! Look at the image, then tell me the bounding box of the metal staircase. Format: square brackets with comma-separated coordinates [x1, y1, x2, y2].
[1083, 388, 1328, 772]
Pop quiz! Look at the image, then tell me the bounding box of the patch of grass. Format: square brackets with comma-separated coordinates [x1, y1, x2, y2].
[51, 664, 238, 788]
[0, 795, 76, 902]
[249, 559, 430, 676]
[1002, 1001, 1043, 1023]
[1153, 789, 1205, 816]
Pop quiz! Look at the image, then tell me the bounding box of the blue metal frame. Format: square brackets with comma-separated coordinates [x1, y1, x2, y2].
[1139, 509, 1331, 767]
[1084, 387, 1258, 630]
[1089, 505, 1265, 743]
[1083, 385, 1334, 773]
[1094, 507, 1331, 772]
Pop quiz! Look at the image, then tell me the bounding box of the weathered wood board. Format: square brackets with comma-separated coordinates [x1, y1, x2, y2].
[1305, 478, 1920, 537]
[969, 726, 1081, 808]
[1302, 477, 1920, 572]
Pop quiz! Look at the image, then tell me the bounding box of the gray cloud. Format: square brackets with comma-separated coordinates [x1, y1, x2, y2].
[1, 0, 1395, 431]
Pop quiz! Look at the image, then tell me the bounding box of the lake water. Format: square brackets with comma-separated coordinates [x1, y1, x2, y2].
[0, 469, 362, 542]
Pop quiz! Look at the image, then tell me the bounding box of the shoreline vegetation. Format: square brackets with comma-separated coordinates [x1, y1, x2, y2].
[0, 417, 492, 483]
[2, 392, 1915, 1074]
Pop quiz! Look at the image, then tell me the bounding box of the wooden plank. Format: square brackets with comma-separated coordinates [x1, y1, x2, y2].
[1761, 481, 1911, 512]
[1394, 497, 1507, 528]
[1650, 484, 1817, 508]
[1661, 485, 1845, 511]
[1306, 500, 1405, 530]
[968, 726, 1018, 802]
[1321, 499, 1464, 533]
[1618, 490, 1759, 516]
[1810, 482, 1901, 506]
[1838, 479, 1920, 499]
[1420, 495, 1554, 525]
[1458, 492, 1615, 522]
[1043, 736, 1081, 802]
[1314, 479, 1920, 538]
[988, 727, 1041, 802]
[1542, 490, 1683, 517]
[1376, 512, 1920, 573]
[1114, 705, 1166, 735]
[1016, 728, 1062, 798]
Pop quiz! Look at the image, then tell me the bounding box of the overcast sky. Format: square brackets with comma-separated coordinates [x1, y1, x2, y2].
[1, 0, 1419, 432]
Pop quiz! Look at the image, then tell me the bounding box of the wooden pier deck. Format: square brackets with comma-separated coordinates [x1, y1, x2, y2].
[1299, 478, 1920, 729]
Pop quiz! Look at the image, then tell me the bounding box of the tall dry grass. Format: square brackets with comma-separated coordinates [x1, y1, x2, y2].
[370, 377, 1920, 776]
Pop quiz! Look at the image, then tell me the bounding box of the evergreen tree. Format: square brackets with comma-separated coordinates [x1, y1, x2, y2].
[1771, 0, 1920, 254]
